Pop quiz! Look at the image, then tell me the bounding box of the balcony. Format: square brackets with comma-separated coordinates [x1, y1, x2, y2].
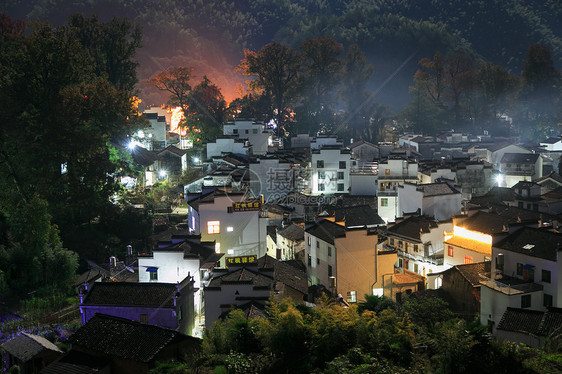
[479, 274, 543, 295]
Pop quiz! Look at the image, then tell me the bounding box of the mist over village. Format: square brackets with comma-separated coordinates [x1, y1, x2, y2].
[1, 1, 562, 373]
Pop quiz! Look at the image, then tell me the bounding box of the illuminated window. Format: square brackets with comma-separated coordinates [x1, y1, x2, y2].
[227, 226, 234, 232]
[207, 221, 220, 234]
[385, 169, 390, 176]
[308, 236, 311, 246]
[381, 198, 388, 207]
[448, 246, 454, 257]
[347, 291, 357, 303]
[464, 255, 473, 264]
[215, 242, 221, 253]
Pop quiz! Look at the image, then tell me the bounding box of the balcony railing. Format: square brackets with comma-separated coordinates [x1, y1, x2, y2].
[479, 275, 543, 295]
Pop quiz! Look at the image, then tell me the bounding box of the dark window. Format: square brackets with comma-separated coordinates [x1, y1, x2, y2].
[308, 255, 311, 266]
[337, 171, 344, 180]
[245, 129, 249, 134]
[390, 238, 395, 246]
[544, 294, 553, 307]
[316, 258, 320, 265]
[317, 160, 324, 168]
[328, 247, 332, 256]
[318, 171, 326, 179]
[318, 183, 325, 191]
[542, 269, 551, 283]
[533, 204, 538, 211]
[252, 129, 258, 134]
[233, 129, 238, 134]
[517, 263, 523, 276]
[339, 161, 346, 169]
[316, 241, 319, 248]
[140, 314, 148, 324]
[414, 244, 419, 252]
[328, 265, 333, 277]
[150, 271, 158, 281]
[518, 201, 524, 209]
[337, 183, 344, 191]
[521, 294, 531, 308]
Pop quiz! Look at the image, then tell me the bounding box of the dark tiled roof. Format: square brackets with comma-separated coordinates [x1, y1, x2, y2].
[68, 314, 199, 363]
[387, 215, 441, 241]
[41, 350, 110, 374]
[239, 301, 267, 320]
[536, 171, 562, 185]
[415, 182, 460, 197]
[327, 205, 385, 228]
[459, 211, 515, 235]
[208, 268, 274, 289]
[538, 307, 562, 336]
[497, 307, 544, 335]
[494, 227, 562, 261]
[130, 145, 158, 166]
[500, 153, 539, 164]
[267, 225, 278, 241]
[158, 145, 187, 157]
[305, 219, 347, 245]
[2, 333, 62, 362]
[83, 282, 180, 308]
[278, 224, 304, 242]
[454, 262, 491, 286]
[512, 181, 539, 189]
[541, 137, 562, 144]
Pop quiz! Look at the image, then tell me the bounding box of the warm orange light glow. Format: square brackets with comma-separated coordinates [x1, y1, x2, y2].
[453, 226, 492, 244]
[168, 107, 187, 136]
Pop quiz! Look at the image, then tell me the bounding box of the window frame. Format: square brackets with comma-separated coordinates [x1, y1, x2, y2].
[207, 220, 220, 234]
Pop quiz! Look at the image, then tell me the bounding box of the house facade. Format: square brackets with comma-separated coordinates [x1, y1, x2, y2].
[310, 147, 351, 195]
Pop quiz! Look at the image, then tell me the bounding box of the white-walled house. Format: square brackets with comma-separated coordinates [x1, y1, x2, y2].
[310, 146, 352, 195]
[206, 137, 249, 159]
[187, 189, 268, 264]
[142, 107, 169, 150]
[480, 227, 562, 333]
[498, 153, 543, 187]
[249, 157, 292, 202]
[275, 223, 305, 261]
[384, 215, 453, 277]
[540, 137, 562, 152]
[310, 134, 343, 150]
[223, 119, 273, 155]
[377, 157, 419, 223]
[397, 182, 462, 221]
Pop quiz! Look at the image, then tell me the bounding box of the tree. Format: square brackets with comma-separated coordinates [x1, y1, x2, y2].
[297, 36, 344, 134]
[237, 42, 303, 131]
[445, 51, 474, 127]
[338, 44, 374, 140]
[0, 15, 146, 266]
[185, 76, 227, 142]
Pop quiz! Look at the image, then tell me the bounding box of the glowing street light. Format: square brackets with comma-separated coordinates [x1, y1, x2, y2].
[159, 170, 167, 178]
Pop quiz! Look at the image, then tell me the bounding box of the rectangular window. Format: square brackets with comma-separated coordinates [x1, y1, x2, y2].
[339, 161, 346, 169]
[337, 171, 344, 180]
[464, 255, 473, 264]
[149, 271, 158, 281]
[328, 247, 332, 256]
[517, 263, 523, 276]
[307, 236, 311, 246]
[308, 255, 311, 266]
[544, 294, 553, 307]
[414, 263, 419, 273]
[140, 314, 148, 324]
[381, 198, 388, 207]
[245, 129, 249, 134]
[398, 259, 403, 268]
[318, 171, 326, 179]
[316, 258, 320, 265]
[521, 294, 531, 308]
[207, 220, 220, 234]
[317, 160, 324, 168]
[316, 241, 319, 248]
[318, 183, 325, 191]
[328, 265, 333, 277]
[542, 269, 551, 283]
[385, 169, 390, 176]
[413, 244, 419, 252]
[448, 245, 454, 257]
[252, 129, 258, 134]
[233, 129, 238, 134]
[390, 238, 395, 246]
[337, 183, 344, 191]
[347, 291, 357, 303]
[398, 241, 403, 248]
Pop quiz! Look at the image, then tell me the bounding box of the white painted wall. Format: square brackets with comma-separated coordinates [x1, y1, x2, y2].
[206, 138, 248, 158]
[311, 149, 351, 195]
